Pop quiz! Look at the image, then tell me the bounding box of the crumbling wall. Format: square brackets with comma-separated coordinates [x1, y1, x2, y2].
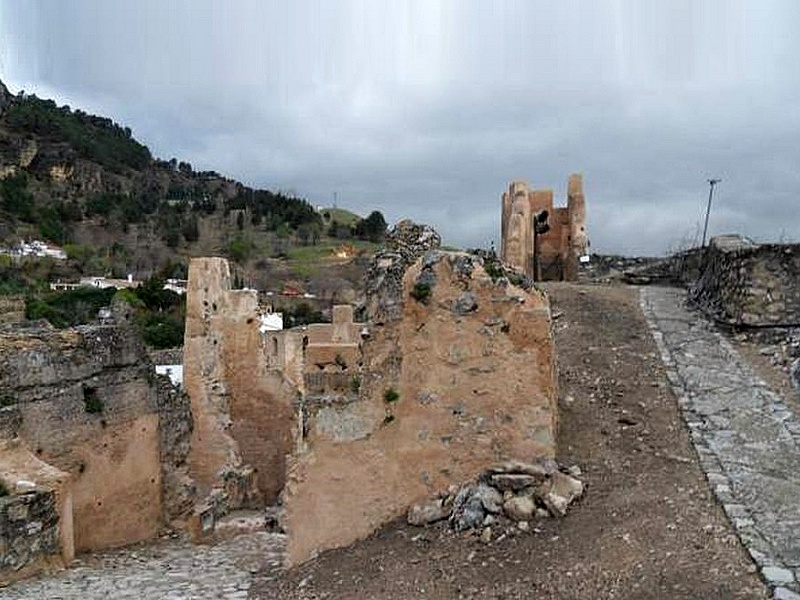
[0, 439, 73, 585]
[184, 258, 293, 508]
[282, 222, 558, 565]
[0, 324, 163, 552]
[691, 235, 800, 326]
[500, 174, 588, 281]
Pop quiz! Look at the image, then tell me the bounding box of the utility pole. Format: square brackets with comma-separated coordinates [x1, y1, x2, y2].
[701, 178, 721, 247]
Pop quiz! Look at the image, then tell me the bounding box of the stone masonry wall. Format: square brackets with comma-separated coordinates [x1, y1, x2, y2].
[154, 376, 195, 525]
[0, 323, 163, 553]
[691, 235, 800, 326]
[282, 223, 558, 565]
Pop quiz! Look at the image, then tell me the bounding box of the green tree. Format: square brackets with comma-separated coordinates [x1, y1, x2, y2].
[354, 210, 387, 242]
[0, 172, 34, 221]
[227, 237, 251, 264]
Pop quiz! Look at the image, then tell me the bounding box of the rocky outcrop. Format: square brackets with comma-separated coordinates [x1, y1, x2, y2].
[283, 221, 558, 565]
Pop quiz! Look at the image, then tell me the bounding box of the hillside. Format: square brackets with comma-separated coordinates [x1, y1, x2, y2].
[0, 78, 384, 298]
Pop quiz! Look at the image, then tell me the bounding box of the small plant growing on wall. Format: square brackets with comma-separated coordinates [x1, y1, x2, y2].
[410, 282, 431, 304]
[349, 376, 361, 393]
[382, 387, 399, 425]
[83, 386, 104, 415]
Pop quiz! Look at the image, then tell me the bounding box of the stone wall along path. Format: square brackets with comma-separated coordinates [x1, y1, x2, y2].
[641, 286, 800, 600]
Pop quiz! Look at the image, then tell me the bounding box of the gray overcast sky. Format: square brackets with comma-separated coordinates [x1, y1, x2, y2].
[2, 0, 799, 255]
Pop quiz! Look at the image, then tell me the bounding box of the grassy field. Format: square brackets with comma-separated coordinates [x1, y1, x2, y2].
[319, 207, 362, 228]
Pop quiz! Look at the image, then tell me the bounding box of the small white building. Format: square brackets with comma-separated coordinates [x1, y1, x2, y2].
[13, 240, 67, 260]
[259, 312, 284, 332]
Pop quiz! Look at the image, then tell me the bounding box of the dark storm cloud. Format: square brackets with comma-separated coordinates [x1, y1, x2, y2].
[2, 0, 800, 255]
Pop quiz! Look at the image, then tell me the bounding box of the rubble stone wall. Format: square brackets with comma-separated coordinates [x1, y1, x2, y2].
[691, 236, 800, 326]
[182, 222, 557, 567]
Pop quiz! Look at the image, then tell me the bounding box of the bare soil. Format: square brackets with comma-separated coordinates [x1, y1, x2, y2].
[252, 283, 767, 599]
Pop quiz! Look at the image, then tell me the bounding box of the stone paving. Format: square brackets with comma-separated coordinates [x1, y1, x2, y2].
[0, 530, 285, 599]
[642, 286, 800, 600]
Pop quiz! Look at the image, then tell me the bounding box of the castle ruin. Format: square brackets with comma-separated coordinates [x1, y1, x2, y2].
[501, 174, 589, 281]
[0, 221, 559, 580]
[183, 221, 558, 565]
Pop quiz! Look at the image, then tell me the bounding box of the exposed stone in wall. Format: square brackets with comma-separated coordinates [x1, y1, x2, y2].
[365, 219, 442, 323]
[283, 230, 557, 565]
[155, 375, 194, 525]
[0, 78, 10, 115]
[690, 235, 800, 326]
[0, 439, 73, 585]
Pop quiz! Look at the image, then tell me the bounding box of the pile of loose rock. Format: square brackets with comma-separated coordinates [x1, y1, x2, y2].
[407, 459, 584, 539]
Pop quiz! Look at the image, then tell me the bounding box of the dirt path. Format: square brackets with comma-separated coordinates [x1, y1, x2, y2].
[252, 283, 767, 599]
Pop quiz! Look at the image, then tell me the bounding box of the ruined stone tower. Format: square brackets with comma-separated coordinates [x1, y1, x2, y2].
[500, 174, 589, 281]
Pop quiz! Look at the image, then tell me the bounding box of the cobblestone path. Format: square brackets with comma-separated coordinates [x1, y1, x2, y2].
[642, 287, 800, 600]
[1, 531, 285, 599]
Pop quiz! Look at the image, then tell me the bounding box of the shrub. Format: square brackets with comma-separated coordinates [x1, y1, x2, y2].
[384, 388, 399, 403]
[83, 387, 104, 414]
[410, 282, 431, 304]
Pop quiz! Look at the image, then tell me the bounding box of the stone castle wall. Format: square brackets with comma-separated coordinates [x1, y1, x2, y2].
[184, 258, 294, 507]
[690, 235, 800, 326]
[500, 174, 588, 281]
[0, 320, 197, 581]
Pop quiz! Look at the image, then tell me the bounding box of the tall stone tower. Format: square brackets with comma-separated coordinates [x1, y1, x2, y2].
[501, 181, 534, 278]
